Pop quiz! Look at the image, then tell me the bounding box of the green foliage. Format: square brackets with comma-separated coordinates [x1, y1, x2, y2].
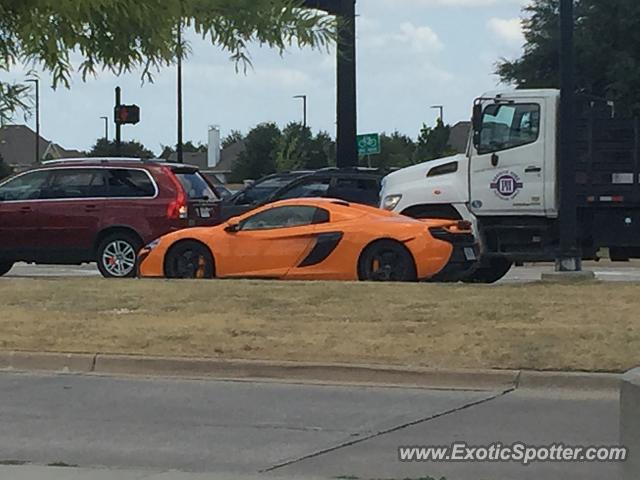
[497, 0, 640, 116]
[88, 138, 155, 159]
[222, 130, 244, 149]
[0, 0, 335, 122]
[415, 119, 456, 163]
[159, 141, 207, 159]
[0, 155, 13, 180]
[230, 122, 281, 182]
[276, 122, 334, 172]
[365, 132, 416, 169]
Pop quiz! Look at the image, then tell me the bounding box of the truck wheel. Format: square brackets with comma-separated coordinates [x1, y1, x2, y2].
[463, 257, 512, 284]
[0, 262, 14, 277]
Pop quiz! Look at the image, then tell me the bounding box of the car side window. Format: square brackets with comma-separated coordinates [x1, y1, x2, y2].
[328, 177, 381, 205]
[477, 103, 540, 154]
[239, 206, 328, 231]
[0, 170, 50, 201]
[44, 169, 106, 199]
[106, 169, 156, 198]
[277, 178, 331, 200]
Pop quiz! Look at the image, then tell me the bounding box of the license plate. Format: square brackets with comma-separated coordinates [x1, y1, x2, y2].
[464, 247, 477, 261]
[199, 208, 211, 218]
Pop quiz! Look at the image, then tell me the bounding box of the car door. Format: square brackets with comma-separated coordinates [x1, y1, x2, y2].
[37, 168, 107, 260]
[0, 170, 51, 260]
[216, 205, 322, 278]
[469, 100, 547, 216]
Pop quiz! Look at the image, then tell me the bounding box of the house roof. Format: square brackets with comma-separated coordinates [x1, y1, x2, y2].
[447, 121, 471, 154]
[211, 139, 246, 173]
[0, 124, 80, 166]
[167, 151, 207, 169]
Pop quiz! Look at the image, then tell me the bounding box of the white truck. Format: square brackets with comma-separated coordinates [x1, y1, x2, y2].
[381, 88, 640, 282]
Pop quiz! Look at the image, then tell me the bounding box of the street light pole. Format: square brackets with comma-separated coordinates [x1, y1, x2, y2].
[26, 78, 40, 163]
[176, 18, 184, 164]
[100, 116, 109, 141]
[430, 105, 444, 124]
[293, 95, 307, 128]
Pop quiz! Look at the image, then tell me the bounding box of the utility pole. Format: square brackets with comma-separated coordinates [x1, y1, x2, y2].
[26, 78, 40, 163]
[556, 0, 581, 272]
[430, 105, 444, 124]
[335, 0, 357, 168]
[100, 116, 109, 141]
[115, 87, 122, 155]
[293, 95, 307, 127]
[176, 18, 184, 164]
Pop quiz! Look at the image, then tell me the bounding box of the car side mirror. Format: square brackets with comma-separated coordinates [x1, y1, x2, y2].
[224, 223, 240, 233]
[472, 103, 483, 133]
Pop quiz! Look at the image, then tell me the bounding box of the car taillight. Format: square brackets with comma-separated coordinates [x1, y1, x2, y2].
[163, 167, 188, 220]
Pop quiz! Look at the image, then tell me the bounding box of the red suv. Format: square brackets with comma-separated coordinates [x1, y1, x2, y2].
[0, 158, 221, 278]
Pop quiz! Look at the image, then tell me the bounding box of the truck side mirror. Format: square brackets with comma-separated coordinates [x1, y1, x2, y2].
[472, 103, 483, 149]
[472, 103, 483, 133]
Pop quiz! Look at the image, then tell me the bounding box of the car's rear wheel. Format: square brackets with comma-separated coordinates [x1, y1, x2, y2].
[97, 233, 141, 278]
[164, 241, 215, 279]
[358, 240, 417, 282]
[0, 262, 14, 277]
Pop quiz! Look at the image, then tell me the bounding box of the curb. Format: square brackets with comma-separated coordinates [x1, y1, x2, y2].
[0, 351, 622, 392]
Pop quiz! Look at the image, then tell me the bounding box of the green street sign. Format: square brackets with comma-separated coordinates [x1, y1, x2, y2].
[357, 133, 381, 156]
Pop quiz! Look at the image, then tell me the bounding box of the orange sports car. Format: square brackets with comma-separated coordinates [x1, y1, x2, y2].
[137, 198, 478, 282]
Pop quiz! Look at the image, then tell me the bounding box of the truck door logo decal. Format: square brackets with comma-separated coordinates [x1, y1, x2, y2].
[490, 171, 523, 200]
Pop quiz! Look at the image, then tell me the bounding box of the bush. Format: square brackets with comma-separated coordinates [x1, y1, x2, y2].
[0, 158, 13, 181]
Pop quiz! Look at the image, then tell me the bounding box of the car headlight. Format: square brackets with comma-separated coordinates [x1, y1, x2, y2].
[144, 239, 161, 251]
[382, 194, 403, 211]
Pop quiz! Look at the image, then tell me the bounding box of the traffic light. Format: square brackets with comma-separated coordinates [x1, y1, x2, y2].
[114, 105, 140, 125]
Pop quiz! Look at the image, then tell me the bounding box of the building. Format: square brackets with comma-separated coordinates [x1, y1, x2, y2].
[447, 121, 471, 154]
[0, 125, 82, 170]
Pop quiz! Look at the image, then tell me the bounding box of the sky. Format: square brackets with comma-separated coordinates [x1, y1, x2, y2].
[6, 0, 530, 155]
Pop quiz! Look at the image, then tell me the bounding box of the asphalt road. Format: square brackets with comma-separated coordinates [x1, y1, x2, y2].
[0, 372, 622, 480]
[6, 261, 640, 282]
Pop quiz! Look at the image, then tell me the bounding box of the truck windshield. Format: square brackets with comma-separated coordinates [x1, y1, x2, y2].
[477, 103, 540, 154]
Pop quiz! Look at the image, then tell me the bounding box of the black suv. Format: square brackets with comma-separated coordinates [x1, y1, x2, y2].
[220, 168, 384, 221]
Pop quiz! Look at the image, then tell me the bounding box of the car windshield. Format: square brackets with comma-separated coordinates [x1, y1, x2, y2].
[239, 175, 306, 204]
[174, 171, 218, 201]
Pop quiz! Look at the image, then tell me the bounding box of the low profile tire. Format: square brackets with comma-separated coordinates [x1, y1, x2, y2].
[0, 262, 14, 277]
[463, 257, 513, 284]
[96, 232, 142, 279]
[164, 241, 215, 280]
[358, 240, 417, 282]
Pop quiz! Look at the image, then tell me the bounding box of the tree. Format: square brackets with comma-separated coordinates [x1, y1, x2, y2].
[0, 1, 335, 123]
[414, 119, 455, 163]
[366, 132, 416, 170]
[230, 123, 281, 182]
[159, 141, 207, 159]
[496, 0, 640, 116]
[276, 123, 332, 172]
[88, 138, 155, 159]
[222, 130, 244, 149]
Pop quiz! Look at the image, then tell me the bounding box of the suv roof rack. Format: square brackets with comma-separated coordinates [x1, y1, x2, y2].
[41, 157, 149, 165]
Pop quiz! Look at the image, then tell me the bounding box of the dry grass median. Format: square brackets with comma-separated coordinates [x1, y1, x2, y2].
[1, 278, 638, 372]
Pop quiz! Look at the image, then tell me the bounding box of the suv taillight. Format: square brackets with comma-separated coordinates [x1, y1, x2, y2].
[163, 167, 188, 220]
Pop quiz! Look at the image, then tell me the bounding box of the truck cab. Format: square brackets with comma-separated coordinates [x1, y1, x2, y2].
[382, 88, 640, 282]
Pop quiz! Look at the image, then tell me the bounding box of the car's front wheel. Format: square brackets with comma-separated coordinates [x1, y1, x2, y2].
[97, 233, 142, 278]
[164, 241, 215, 279]
[358, 240, 417, 282]
[0, 262, 14, 277]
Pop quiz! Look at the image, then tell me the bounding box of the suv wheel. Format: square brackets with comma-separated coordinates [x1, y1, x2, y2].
[97, 233, 142, 278]
[0, 262, 14, 277]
